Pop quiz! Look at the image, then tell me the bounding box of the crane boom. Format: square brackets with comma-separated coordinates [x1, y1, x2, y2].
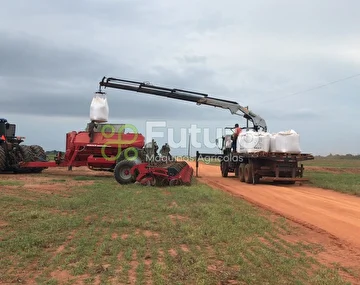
[99, 77, 267, 131]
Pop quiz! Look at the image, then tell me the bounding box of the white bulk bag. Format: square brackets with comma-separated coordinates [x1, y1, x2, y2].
[224, 135, 232, 149]
[270, 129, 301, 153]
[237, 130, 271, 153]
[236, 131, 248, 153]
[90, 92, 109, 122]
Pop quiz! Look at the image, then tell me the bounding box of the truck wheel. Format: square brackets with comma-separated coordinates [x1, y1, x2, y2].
[114, 160, 136, 184]
[221, 161, 228, 177]
[238, 163, 245, 182]
[254, 175, 260, 184]
[0, 147, 6, 171]
[244, 164, 253, 184]
[234, 166, 239, 177]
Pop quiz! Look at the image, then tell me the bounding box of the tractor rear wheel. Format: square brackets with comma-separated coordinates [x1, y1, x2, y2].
[19, 145, 35, 162]
[30, 145, 46, 161]
[29, 145, 47, 173]
[0, 147, 6, 171]
[19, 145, 46, 173]
[18, 145, 35, 173]
[114, 160, 136, 184]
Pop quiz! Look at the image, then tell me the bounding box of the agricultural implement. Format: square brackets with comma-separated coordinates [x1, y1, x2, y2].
[131, 161, 193, 186]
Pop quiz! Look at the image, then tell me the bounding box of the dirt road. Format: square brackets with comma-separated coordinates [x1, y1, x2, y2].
[190, 162, 360, 250]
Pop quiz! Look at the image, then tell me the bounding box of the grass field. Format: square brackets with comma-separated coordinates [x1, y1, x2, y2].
[304, 171, 360, 196]
[302, 157, 360, 196]
[302, 157, 360, 168]
[0, 173, 354, 284]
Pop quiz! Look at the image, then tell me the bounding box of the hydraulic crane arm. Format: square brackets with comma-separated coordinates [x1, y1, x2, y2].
[99, 77, 267, 132]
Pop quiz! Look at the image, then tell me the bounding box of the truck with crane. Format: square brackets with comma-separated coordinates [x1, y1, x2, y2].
[98, 76, 314, 184]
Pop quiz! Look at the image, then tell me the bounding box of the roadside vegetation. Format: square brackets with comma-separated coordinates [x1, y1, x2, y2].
[196, 155, 360, 196]
[305, 171, 360, 196]
[0, 173, 354, 284]
[302, 156, 360, 195]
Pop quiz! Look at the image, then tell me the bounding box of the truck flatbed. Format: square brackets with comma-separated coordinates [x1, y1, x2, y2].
[195, 150, 314, 184]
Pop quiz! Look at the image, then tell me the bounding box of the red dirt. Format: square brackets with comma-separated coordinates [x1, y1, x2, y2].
[168, 248, 177, 257]
[189, 162, 360, 278]
[121, 233, 129, 240]
[180, 244, 190, 252]
[55, 230, 76, 254]
[128, 250, 138, 285]
[191, 162, 360, 249]
[144, 248, 153, 285]
[0, 220, 9, 227]
[168, 214, 189, 224]
[143, 230, 160, 238]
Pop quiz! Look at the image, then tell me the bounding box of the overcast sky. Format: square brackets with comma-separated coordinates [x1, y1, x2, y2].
[1, 0, 359, 156]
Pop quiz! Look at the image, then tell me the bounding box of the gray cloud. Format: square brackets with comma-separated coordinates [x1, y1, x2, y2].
[1, 0, 359, 155]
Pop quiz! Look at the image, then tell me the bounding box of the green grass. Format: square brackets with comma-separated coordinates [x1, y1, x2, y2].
[305, 171, 360, 196]
[0, 180, 25, 186]
[72, 176, 105, 181]
[303, 157, 360, 168]
[0, 176, 354, 284]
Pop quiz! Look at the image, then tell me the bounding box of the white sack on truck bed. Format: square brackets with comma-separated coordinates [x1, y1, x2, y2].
[90, 92, 109, 122]
[237, 130, 271, 153]
[270, 129, 301, 153]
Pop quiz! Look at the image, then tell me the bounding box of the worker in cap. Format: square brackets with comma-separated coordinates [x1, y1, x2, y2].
[232, 123, 242, 152]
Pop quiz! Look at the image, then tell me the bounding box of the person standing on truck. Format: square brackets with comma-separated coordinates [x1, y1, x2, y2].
[88, 120, 97, 143]
[232, 123, 242, 152]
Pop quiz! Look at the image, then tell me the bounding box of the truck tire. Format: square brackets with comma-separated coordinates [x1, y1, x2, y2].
[114, 160, 136, 184]
[244, 164, 253, 184]
[30, 145, 46, 161]
[0, 147, 6, 171]
[221, 161, 228, 177]
[234, 166, 239, 177]
[238, 163, 245, 182]
[253, 174, 260, 184]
